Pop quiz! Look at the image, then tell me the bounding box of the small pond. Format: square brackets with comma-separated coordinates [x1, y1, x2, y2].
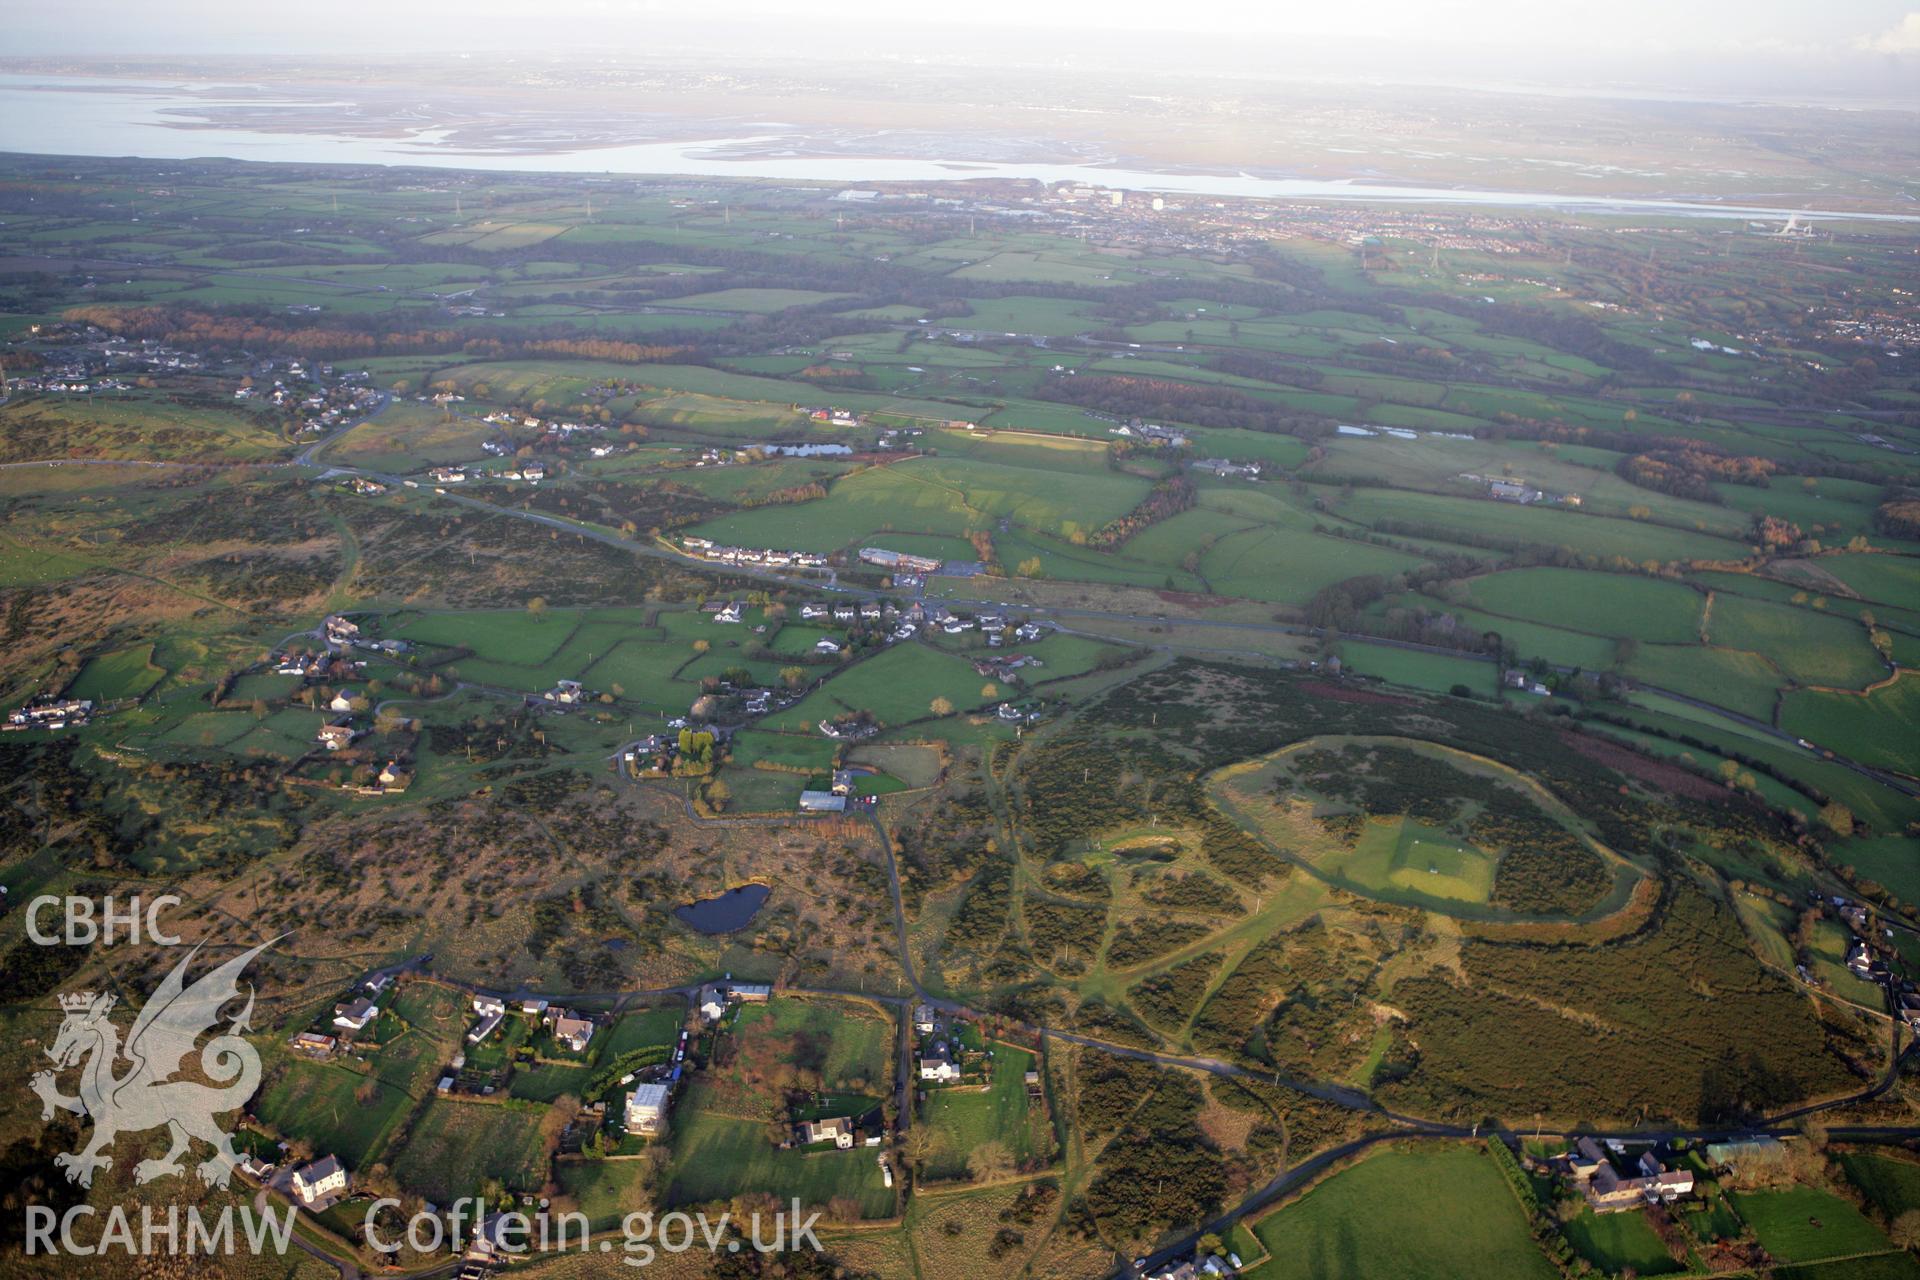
[673, 883, 771, 934]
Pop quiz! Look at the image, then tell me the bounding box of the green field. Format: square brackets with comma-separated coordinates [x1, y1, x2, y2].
[253, 1059, 419, 1169]
[1627, 644, 1784, 722]
[1460, 568, 1705, 645]
[1342, 644, 1497, 697]
[1361, 817, 1495, 903]
[1707, 593, 1885, 690]
[762, 642, 994, 731]
[390, 1099, 552, 1203]
[1842, 1151, 1920, 1219]
[663, 1082, 894, 1217]
[1563, 1208, 1683, 1276]
[1731, 1186, 1895, 1264]
[1200, 527, 1430, 605]
[557, 1160, 654, 1231]
[689, 455, 1150, 552]
[1783, 673, 1920, 777]
[1337, 489, 1746, 563]
[919, 1045, 1052, 1180]
[68, 643, 166, 702]
[1249, 1146, 1555, 1280]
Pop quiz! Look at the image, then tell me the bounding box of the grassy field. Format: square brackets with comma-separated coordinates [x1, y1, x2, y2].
[1627, 644, 1785, 722]
[1774, 1255, 1920, 1280]
[600, 1005, 686, 1059]
[68, 643, 166, 702]
[689, 455, 1150, 552]
[556, 1159, 653, 1231]
[1706, 593, 1885, 690]
[1341, 644, 1497, 697]
[762, 642, 993, 731]
[1563, 1208, 1683, 1276]
[1782, 673, 1920, 776]
[1459, 568, 1705, 645]
[1810, 553, 1920, 609]
[390, 1099, 552, 1203]
[918, 1044, 1052, 1180]
[1842, 1151, 1920, 1219]
[1336, 489, 1747, 563]
[1731, 1186, 1895, 1264]
[1200, 526, 1430, 605]
[253, 1058, 420, 1169]
[663, 1081, 894, 1217]
[1248, 1145, 1555, 1280]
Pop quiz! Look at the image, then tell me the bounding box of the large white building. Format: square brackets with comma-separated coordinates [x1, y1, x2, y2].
[626, 1083, 671, 1136]
[290, 1155, 347, 1208]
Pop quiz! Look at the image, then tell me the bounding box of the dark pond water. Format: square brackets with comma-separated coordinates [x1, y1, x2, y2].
[673, 883, 770, 934]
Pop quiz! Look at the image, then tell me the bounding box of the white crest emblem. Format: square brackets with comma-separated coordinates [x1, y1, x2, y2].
[30, 938, 278, 1188]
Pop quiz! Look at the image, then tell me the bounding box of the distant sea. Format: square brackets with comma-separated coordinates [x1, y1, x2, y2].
[3, 73, 1916, 223]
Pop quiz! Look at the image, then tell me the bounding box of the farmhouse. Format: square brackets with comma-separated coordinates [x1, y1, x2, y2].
[819, 716, 879, 741]
[468, 996, 507, 1044]
[5, 697, 94, 730]
[913, 1004, 936, 1033]
[698, 980, 772, 1021]
[799, 1116, 855, 1149]
[625, 1082, 671, 1136]
[290, 1155, 348, 1210]
[1568, 1138, 1694, 1212]
[1193, 457, 1262, 479]
[331, 996, 378, 1034]
[918, 1053, 962, 1084]
[547, 1010, 596, 1054]
[1488, 479, 1542, 504]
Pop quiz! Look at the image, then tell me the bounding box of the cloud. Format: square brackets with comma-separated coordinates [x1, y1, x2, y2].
[1859, 12, 1920, 52]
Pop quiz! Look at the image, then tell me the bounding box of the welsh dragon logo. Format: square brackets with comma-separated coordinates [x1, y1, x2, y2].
[30, 938, 278, 1189]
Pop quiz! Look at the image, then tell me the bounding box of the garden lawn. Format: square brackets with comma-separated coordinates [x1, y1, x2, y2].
[920, 1046, 1050, 1180]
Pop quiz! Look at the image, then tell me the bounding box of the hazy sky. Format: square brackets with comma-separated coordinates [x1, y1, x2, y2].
[6, 0, 1919, 96]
